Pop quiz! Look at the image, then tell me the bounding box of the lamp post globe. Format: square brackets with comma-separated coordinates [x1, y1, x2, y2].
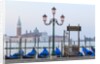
[43, 14, 47, 22]
[61, 15, 65, 22]
[52, 7, 56, 15]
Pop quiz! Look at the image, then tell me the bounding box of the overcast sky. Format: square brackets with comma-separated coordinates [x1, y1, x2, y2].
[5, 1, 95, 40]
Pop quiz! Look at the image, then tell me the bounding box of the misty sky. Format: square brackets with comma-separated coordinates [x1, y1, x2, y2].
[5, 1, 95, 40]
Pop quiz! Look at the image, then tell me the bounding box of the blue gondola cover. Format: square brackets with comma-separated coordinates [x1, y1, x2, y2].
[7, 50, 24, 59]
[82, 47, 94, 56]
[54, 47, 61, 56]
[38, 47, 49, 58]
[27, 49, 36, 56]
[23, 48, 36, 58]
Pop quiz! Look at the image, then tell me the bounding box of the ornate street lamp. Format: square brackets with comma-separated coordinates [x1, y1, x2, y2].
[43, 7, 65, 55]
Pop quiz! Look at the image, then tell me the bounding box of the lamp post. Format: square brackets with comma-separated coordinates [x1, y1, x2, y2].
[43, 7, 65, 55]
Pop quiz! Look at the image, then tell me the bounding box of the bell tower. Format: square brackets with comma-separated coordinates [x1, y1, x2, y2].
[17, 17, 21, 36]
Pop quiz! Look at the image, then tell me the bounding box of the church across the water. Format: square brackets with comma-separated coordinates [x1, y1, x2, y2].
[4, 17, 67, 43]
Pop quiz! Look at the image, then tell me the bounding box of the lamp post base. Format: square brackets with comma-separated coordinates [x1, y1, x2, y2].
[51, 50, 55, 56]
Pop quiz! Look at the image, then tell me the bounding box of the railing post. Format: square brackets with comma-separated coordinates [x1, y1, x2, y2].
[37, 37, 40, 59]
[9, 39, 11, 56]
[19, 36, 22, 59]
[24, 39, 27, 55]
[6, 41, 8, 56]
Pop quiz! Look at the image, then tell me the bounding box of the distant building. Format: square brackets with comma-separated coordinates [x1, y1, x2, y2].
[49, 36, 67, 42]
[17, 17, 21, 36]
[4, 17, 67, 43]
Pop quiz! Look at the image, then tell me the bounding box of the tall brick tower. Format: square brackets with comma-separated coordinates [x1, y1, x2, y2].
[17, 17, 21, 36]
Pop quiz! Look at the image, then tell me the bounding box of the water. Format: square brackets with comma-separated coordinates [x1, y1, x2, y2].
[4, 41, 95, 56]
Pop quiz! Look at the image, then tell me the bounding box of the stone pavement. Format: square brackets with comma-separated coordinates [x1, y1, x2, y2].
[5, 56, 95, 64]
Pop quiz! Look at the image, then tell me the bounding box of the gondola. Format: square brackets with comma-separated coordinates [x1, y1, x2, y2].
[54, 47, 62, 57]
[5, 50, 24, 59]
[78, 52, 83, 56]
[38, 47, 49, 58]
[82, 47, 95, 56]
[23, 48, 36, 58]
[91, 46, 95, 53]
